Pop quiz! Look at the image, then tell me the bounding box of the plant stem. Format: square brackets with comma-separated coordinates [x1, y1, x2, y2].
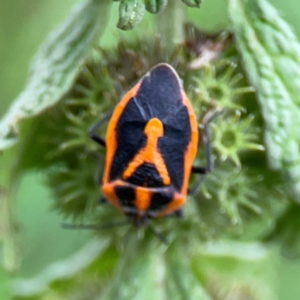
[156, 0, 186, 52]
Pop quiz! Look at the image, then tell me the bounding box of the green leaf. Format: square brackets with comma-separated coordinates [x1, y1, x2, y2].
[145, 0, 167, 13]
[0, 0, 111, 150]
[192, 241, 277, 300]
[101, 236, 164, 300]
[12, 238, 112, 299]
[117, 0, 145, 30]
[228, 0, 300, 202]
[181, 0, 201, 8]
[0, 266, 11, 299]
[0, 151, 21, 272]
[166, 248, 211, 300]
[264, 203, 300, 258]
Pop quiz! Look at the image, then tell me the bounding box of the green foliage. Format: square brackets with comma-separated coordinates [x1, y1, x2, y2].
[13, 38, 275, 238]
[12, 238, 112, 299]
[0, 0, 112, 150]
[182, 0, 201, 8]
[115, 0, 201, 30]
[11, 239, 277, 299]
[8, 35, 284, 298]
[1, 0, 300, 299]
[117, 0, 145, 30]
[228, 0, 300, 202]
[145, 0, 167, 13]
[0, 266, 10, 299]
[264, 203, 300, 258]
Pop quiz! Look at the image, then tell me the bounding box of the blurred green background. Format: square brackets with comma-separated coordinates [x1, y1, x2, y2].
[1, 0, 300, 299]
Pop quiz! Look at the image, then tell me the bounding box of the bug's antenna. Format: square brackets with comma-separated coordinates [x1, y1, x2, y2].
[148, 224, 169, 245]
[62, 220, 130, 230]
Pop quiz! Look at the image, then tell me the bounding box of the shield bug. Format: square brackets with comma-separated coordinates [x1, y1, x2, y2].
[89, 63, 212, 226]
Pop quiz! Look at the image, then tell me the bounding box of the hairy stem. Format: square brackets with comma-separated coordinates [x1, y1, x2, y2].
[156, 0, 186, 51]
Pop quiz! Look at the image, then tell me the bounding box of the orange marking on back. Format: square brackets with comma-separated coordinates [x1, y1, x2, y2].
[180, 91, 199, 196]
[102, 180, 123, 209]
[122, 118, 170, 185]
[134, 187, 152, 211]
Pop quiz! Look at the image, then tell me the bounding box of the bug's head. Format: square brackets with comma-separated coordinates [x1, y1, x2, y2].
[126, 211, 150, 227]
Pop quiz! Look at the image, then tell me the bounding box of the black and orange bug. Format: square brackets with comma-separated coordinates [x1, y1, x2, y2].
[89, 63, 212, 226]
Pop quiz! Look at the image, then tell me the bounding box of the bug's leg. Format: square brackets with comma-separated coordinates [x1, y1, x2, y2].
[188, 176, 206, 196]
[191, 120, 213, 173]
[62, 220, 129, 230]
[188, 109, 220, 195]
[148, 224, 169, 245]
[88, 111, 112, 147]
